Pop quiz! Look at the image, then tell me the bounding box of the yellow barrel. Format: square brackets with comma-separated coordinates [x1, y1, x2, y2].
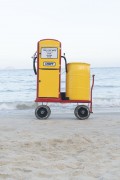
[66, 63, 90, 100]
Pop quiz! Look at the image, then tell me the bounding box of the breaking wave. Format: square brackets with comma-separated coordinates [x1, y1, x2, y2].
[0, 102, 36, 110]
[0, 98, 120, 111]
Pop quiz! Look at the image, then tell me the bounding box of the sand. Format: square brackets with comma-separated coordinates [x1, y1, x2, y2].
[0, 110, 120, 180]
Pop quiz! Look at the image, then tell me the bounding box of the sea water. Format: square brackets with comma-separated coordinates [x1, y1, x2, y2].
[0, 67, 120, 112]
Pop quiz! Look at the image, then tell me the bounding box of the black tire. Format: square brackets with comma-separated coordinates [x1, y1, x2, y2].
[74, 105, 90, 120]
[35, 105, 51, 119]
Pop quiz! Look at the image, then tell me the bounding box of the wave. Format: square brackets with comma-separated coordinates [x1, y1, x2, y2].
[0, 98, 120, 110]
[93, 98, 120, 107]
[0, 102, 36, 110]
[95, 85, 120, 88]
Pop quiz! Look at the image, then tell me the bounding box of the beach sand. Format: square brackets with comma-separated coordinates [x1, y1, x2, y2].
[0, 110, 120, 180]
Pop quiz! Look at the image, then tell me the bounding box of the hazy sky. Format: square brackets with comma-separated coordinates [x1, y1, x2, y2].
[0, 0, 120, 69]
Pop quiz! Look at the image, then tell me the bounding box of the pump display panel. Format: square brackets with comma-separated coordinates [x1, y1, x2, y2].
[41, 47, 58, 59]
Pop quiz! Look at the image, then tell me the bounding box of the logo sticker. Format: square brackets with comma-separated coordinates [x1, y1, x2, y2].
[43, 62, 56, 66]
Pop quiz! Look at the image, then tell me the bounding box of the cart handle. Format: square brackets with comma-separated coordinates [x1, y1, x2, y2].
[91, 74, 95, 90]
[90, 75, 95, 113]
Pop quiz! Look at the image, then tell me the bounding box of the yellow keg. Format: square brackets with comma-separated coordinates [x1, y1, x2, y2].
[66, 63, 90, 100]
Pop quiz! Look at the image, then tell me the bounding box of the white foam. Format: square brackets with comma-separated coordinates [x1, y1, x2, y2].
[0, 102, 36, 110]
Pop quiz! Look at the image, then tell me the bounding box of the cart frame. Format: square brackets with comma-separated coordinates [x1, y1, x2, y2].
[35, 75, 95, 113]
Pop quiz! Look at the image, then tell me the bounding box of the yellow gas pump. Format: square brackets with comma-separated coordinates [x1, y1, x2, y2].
[33, 39, 95, 120]
[37, 39, 61, 98]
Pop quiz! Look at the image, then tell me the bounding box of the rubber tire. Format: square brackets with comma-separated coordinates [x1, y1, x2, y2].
[35, 105, 51, 120]
[74, 105, 90, 120]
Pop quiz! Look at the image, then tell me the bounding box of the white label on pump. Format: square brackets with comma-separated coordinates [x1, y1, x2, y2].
[41, 48, 58, 59]
[43, 62, 56, 66]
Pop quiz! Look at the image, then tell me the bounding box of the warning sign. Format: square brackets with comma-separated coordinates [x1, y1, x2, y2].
[41, 48, 58, 59]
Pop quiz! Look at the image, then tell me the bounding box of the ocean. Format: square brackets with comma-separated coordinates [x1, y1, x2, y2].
[0, 67, 120, 112]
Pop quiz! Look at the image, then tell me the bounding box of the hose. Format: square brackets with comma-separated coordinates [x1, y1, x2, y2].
[61, 56, 67, 73]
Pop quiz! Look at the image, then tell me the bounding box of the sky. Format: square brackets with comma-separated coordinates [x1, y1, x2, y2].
[0, 0, 120, 69]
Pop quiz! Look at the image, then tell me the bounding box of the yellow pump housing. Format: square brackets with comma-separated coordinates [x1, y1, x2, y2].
[66, 63, 90, 100]
[37, 39, 61, 98]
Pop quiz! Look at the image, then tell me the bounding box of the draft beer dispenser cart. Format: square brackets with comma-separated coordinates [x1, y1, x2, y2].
[33, 39, 95, 120]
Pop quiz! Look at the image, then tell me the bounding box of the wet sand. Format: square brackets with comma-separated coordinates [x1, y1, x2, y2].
[0, 110, 120, 180]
